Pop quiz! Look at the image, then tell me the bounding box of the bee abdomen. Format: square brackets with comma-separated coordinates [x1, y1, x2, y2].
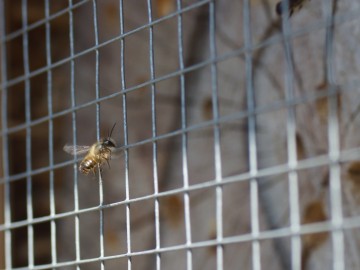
[79, 158, 97, 175]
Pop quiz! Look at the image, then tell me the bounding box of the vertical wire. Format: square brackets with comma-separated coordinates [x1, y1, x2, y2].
[91, 1, 105, 269]
[0, 1, 13, 268]
[176, 1, 192, 269]
[242, 0, 261, 269]
[44, 0, 57, 267]
[209, 1, 223, 270]
[68, 1, 81, 269]
[324, 0, 343, 269]
[21, 0, 34, 267]
[279, 3, 301, 270]
[119, 1, 132, 269]
[146, 1, 161, 269]
[93, 0, 101, 139]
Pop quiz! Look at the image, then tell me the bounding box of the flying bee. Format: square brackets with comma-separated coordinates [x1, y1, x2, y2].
[63, 124, 117, 175]
[275, 0, 309, 16]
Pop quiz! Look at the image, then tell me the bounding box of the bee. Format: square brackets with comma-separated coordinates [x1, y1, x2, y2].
[63, 124, 117, 175]
[275, 0, 309, 16]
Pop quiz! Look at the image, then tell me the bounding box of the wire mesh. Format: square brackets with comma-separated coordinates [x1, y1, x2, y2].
[0, 0, 359, 269]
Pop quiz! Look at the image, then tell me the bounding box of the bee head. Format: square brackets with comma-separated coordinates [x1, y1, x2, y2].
[102, 138, 116, 148]
[98, 123, 117, 149]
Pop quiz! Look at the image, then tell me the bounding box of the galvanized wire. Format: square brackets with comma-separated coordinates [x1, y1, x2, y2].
[44, 0, 57, 267]
[176, 1, 193, 270]
[0, 0, 359, 269]
[146, 1, 161, 270]
[21, 0, 35, 268]
[279, 2, 301, 270]
[68, 1, 81, 269]
[119, 1, 132, 270]
[0, 0, 12, 268]
[242, 0, 261, 269]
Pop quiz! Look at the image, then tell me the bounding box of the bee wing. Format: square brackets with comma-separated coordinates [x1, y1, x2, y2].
[63, 144, 91, 156]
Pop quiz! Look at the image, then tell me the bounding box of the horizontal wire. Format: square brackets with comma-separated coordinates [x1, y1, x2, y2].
[0, 0, 90, 43]
[0, 7, 359, 137]
[0, 145, 360, 232]
[1, 3, 359, 270]
[0, 0, 210, 90]
[7, 216, 360, 270]
[0, 6, 357, 93]
[0, 80, 355, 184]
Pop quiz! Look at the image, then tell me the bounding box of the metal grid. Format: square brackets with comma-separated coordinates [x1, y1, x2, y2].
[0, 0, 359, 269]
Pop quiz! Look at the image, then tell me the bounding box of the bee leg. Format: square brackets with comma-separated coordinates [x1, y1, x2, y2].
[106, 158, 111, 169]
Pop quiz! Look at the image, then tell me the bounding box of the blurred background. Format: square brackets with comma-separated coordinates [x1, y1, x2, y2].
[1, 0, 360, 269]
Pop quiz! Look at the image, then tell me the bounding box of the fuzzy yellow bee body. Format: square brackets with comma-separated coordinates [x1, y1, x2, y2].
[63, 124, 117, 175]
